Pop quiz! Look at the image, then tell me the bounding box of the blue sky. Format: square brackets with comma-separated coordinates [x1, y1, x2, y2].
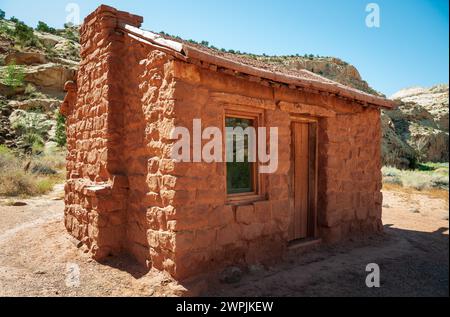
[0, 0, 448, 96]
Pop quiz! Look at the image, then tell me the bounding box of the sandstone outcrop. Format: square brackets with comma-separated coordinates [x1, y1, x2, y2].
[4, 51, 47, 65]
[24, 63, 77, 92]
[0, 16, 79, 151]
[8, 98, 61, 111]
[383, 84, 449, 165]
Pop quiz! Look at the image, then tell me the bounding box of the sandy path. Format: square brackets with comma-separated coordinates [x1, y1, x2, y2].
[0, 186, 448, 296]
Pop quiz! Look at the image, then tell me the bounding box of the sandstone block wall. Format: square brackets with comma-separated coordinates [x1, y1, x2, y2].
[317, 110, 383, 242]
[163, 60, 382, 279]
[62, 5, 383, 281]
[63, 6, 145, 259]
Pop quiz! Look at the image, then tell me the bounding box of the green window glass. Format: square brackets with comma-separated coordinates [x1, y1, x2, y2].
[226, 117, 255, 194]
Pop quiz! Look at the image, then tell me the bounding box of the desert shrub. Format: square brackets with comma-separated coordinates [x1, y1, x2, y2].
[0, 146, 32, 196]
[0, 169, 36, 196]
[400, 172, 432, 190]
[0, 23, 8, 38]
[381, 166, 402, 185]
[1, 61, 25, 88]
[13, 20, 38, 46]
[0, 144, 15, 168]
[382, 165, 449, 190]
[24, 83, 36, 94]
[63, 29, 78, 42]
[55, 111, 66, 147]
[32, 149, 66, 173]
[36, 21, 56, 34]
[22, 83, 46, 99]
[10, 110, 52, 152]
[381, 166, 400, 177]
[35, 178, 55, 193]
[430, 173, 449, 189]
[0, 144, 65, 197]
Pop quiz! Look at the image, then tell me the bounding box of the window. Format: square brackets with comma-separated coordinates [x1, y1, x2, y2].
[226, 117, 255, 194]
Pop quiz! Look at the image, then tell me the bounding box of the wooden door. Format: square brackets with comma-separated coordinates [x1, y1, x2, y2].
[289, 121, 317, 241]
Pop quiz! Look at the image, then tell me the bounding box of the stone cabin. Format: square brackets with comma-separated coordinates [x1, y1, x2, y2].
[61, 5, 395, 281]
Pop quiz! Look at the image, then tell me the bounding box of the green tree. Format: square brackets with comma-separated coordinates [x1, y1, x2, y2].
[36, 21, 56, 34]
[0, 9, 5, 20]
[1, 61, 25, 88]
[13, 20, 37, 45]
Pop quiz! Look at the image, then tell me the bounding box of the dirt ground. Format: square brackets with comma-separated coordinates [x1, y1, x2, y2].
[0, 185, 448, 297]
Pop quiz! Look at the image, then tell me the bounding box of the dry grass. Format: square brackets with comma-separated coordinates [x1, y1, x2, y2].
[382, 163, 448, 203]
[0, 145, 65, 197]
[383, 182, 449, 202]
[382, 164, 449, 191]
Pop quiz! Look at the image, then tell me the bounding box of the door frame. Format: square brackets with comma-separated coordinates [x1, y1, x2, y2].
[289, 115, 319, 241]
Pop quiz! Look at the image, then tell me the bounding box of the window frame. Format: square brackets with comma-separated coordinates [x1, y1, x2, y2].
[224, 106, 266, 204]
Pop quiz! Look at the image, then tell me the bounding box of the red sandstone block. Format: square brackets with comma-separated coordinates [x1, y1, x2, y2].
[128, 242, 151, 268]
[236, 205, 254, 225]
[166, 220, 177, 231]
[356, 205, 369, 220]
[143, 192, 162, 207]
[150, 160, 164, 178]
[170, 189, 195, 206]
[160, 189, 176, 205]
[168, 205, 210, 231]
[94, 197, 123, 213]
[241, 222, 265, 241]
[194, 229, 217, 249]
[127, 222, 148, 246]
[369, 205, 382, 218]
[271, 200, 289, 221]
[261, 221, 276, 236]
[342, 208, 356, 222]
[208, 205, 234, 228]
[159, 231, 176, 252]
[161, 175, 177, 190]
[320, 209, 341, 227]
[146, 206, 168, 231]
[149, 247, 164, 270]
[162, 258, 176, 276]
[97, 225, 125, 248]
[269, 187, 289, 200]
[173, 250, 210, 281]
[350, 221, 362, 234]
[253, 200, 271, 223]
[217, 223, 241, 246]
[195, 189, 225, 205]
[320, 225, 342, 243]
[173, 230, 194, 252]
[147, 230, 159, 249]
[108, 211, 126, 226]
[159, 159, 175, 173]
[111, 174, 128, 189]
[374, 192, 383, 205]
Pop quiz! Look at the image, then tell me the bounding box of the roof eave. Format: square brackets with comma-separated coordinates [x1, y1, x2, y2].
[121, 24, 396, 109]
